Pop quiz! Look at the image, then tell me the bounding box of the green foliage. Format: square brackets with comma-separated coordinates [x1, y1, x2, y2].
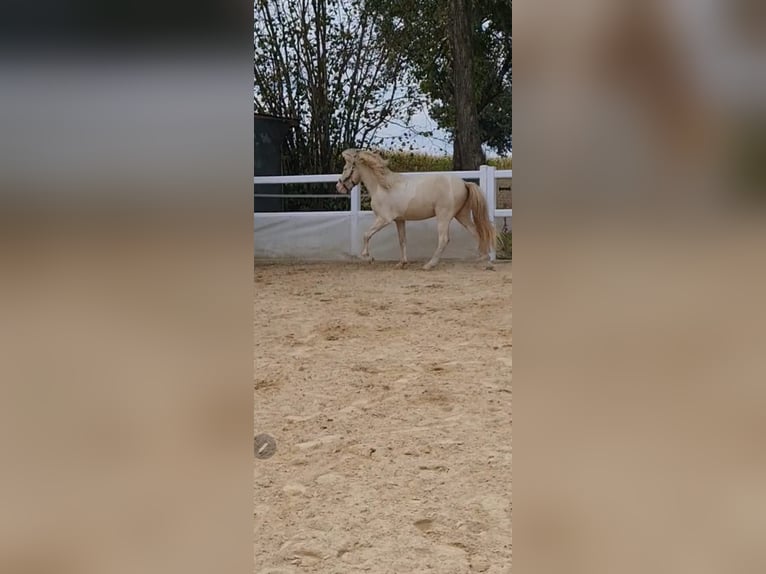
[383, 151, 511, 171]
[488, 156, 512, 169]
[385, 151, 453, 172]
[368, 0, 512, 154]
[496, 231, 512, 260]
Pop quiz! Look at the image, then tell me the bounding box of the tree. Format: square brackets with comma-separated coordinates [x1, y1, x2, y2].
[451, 0, 483, 169]
[254, 0, 421, 177]
[369, 0, 512, 168]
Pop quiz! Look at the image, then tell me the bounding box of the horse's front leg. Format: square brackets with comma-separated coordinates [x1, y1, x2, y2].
[394, 219, 408, 268]
[361, 216, 391, 262]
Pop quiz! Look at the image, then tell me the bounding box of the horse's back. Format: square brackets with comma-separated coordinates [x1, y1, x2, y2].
[376, 173, 468, 220]
[414, 173, 468, 209]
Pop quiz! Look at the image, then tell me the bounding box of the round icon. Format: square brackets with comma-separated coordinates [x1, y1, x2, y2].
[254, 433, 277, 459]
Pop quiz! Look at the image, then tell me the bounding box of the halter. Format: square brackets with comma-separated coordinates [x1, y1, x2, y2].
[338, 163, 356, 192]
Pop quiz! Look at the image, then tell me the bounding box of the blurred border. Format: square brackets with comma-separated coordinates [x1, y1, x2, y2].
[0, 3, 254, 574]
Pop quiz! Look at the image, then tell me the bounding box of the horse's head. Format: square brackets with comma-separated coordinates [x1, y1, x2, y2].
[336, 149, 361, 194]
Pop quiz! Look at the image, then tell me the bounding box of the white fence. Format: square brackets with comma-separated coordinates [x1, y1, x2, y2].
[254, 165, 511, 261]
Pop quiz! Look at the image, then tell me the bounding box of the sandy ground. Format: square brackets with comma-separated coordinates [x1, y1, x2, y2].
[254, 261, 512, 574]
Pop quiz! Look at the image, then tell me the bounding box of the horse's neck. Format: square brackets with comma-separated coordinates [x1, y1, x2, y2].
[358, 168, 388, 195]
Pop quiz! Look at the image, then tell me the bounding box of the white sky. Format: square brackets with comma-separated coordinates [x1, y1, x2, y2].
[375, 105, 453, 155]
[375, 105, 504, 158]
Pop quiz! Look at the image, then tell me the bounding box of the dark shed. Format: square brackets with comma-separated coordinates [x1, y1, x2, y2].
[254, 112, 298, 212]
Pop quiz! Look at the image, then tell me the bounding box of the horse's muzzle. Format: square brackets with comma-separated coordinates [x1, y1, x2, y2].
[336, 180, 351, 194]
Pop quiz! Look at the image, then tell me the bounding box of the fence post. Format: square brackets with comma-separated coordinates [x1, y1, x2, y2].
[480, 165, 497, 261]
[350, 184, 361, 257]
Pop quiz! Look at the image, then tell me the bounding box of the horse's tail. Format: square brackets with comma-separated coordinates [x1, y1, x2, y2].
[465, 182, 497, 255]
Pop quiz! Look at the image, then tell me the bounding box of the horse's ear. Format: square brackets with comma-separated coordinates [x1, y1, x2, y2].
[341, 149, 357, 162]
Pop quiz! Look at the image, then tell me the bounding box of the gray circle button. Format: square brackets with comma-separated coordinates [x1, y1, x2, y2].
[254, 434, 277, 459]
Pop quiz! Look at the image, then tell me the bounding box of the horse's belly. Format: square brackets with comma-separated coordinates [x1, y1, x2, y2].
[402, 208, 435, 220]
[402, 197, 436, 220]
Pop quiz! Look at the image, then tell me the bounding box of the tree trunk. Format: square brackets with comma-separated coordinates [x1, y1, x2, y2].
[450, 0, 483, 170]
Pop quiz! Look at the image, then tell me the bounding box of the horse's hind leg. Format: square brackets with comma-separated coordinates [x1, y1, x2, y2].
[455, 209, 480, 251]
[423, 217, 450, 270]
[455, 208, 493, 268]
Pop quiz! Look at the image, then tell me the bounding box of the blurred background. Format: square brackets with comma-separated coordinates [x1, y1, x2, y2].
[516, 1, 766, 573]
[0, 2, 253, 574]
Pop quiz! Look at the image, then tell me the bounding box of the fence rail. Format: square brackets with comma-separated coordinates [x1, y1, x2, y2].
[254, 165, 511, 261]
[252, 194, 350, 199]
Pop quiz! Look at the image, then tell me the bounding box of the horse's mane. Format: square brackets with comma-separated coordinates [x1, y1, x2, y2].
[356, 150, 401, 190]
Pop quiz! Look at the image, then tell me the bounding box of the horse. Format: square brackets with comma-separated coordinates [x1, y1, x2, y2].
[335, 149, 496, 270]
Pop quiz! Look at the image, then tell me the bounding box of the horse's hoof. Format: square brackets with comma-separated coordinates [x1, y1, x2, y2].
[395, 262, 408, 269]
[422, 263, 434, 271]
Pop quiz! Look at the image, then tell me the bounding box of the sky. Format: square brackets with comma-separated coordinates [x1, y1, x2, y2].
[375, 105, 453, 156]
[375, 104, 505, 158]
